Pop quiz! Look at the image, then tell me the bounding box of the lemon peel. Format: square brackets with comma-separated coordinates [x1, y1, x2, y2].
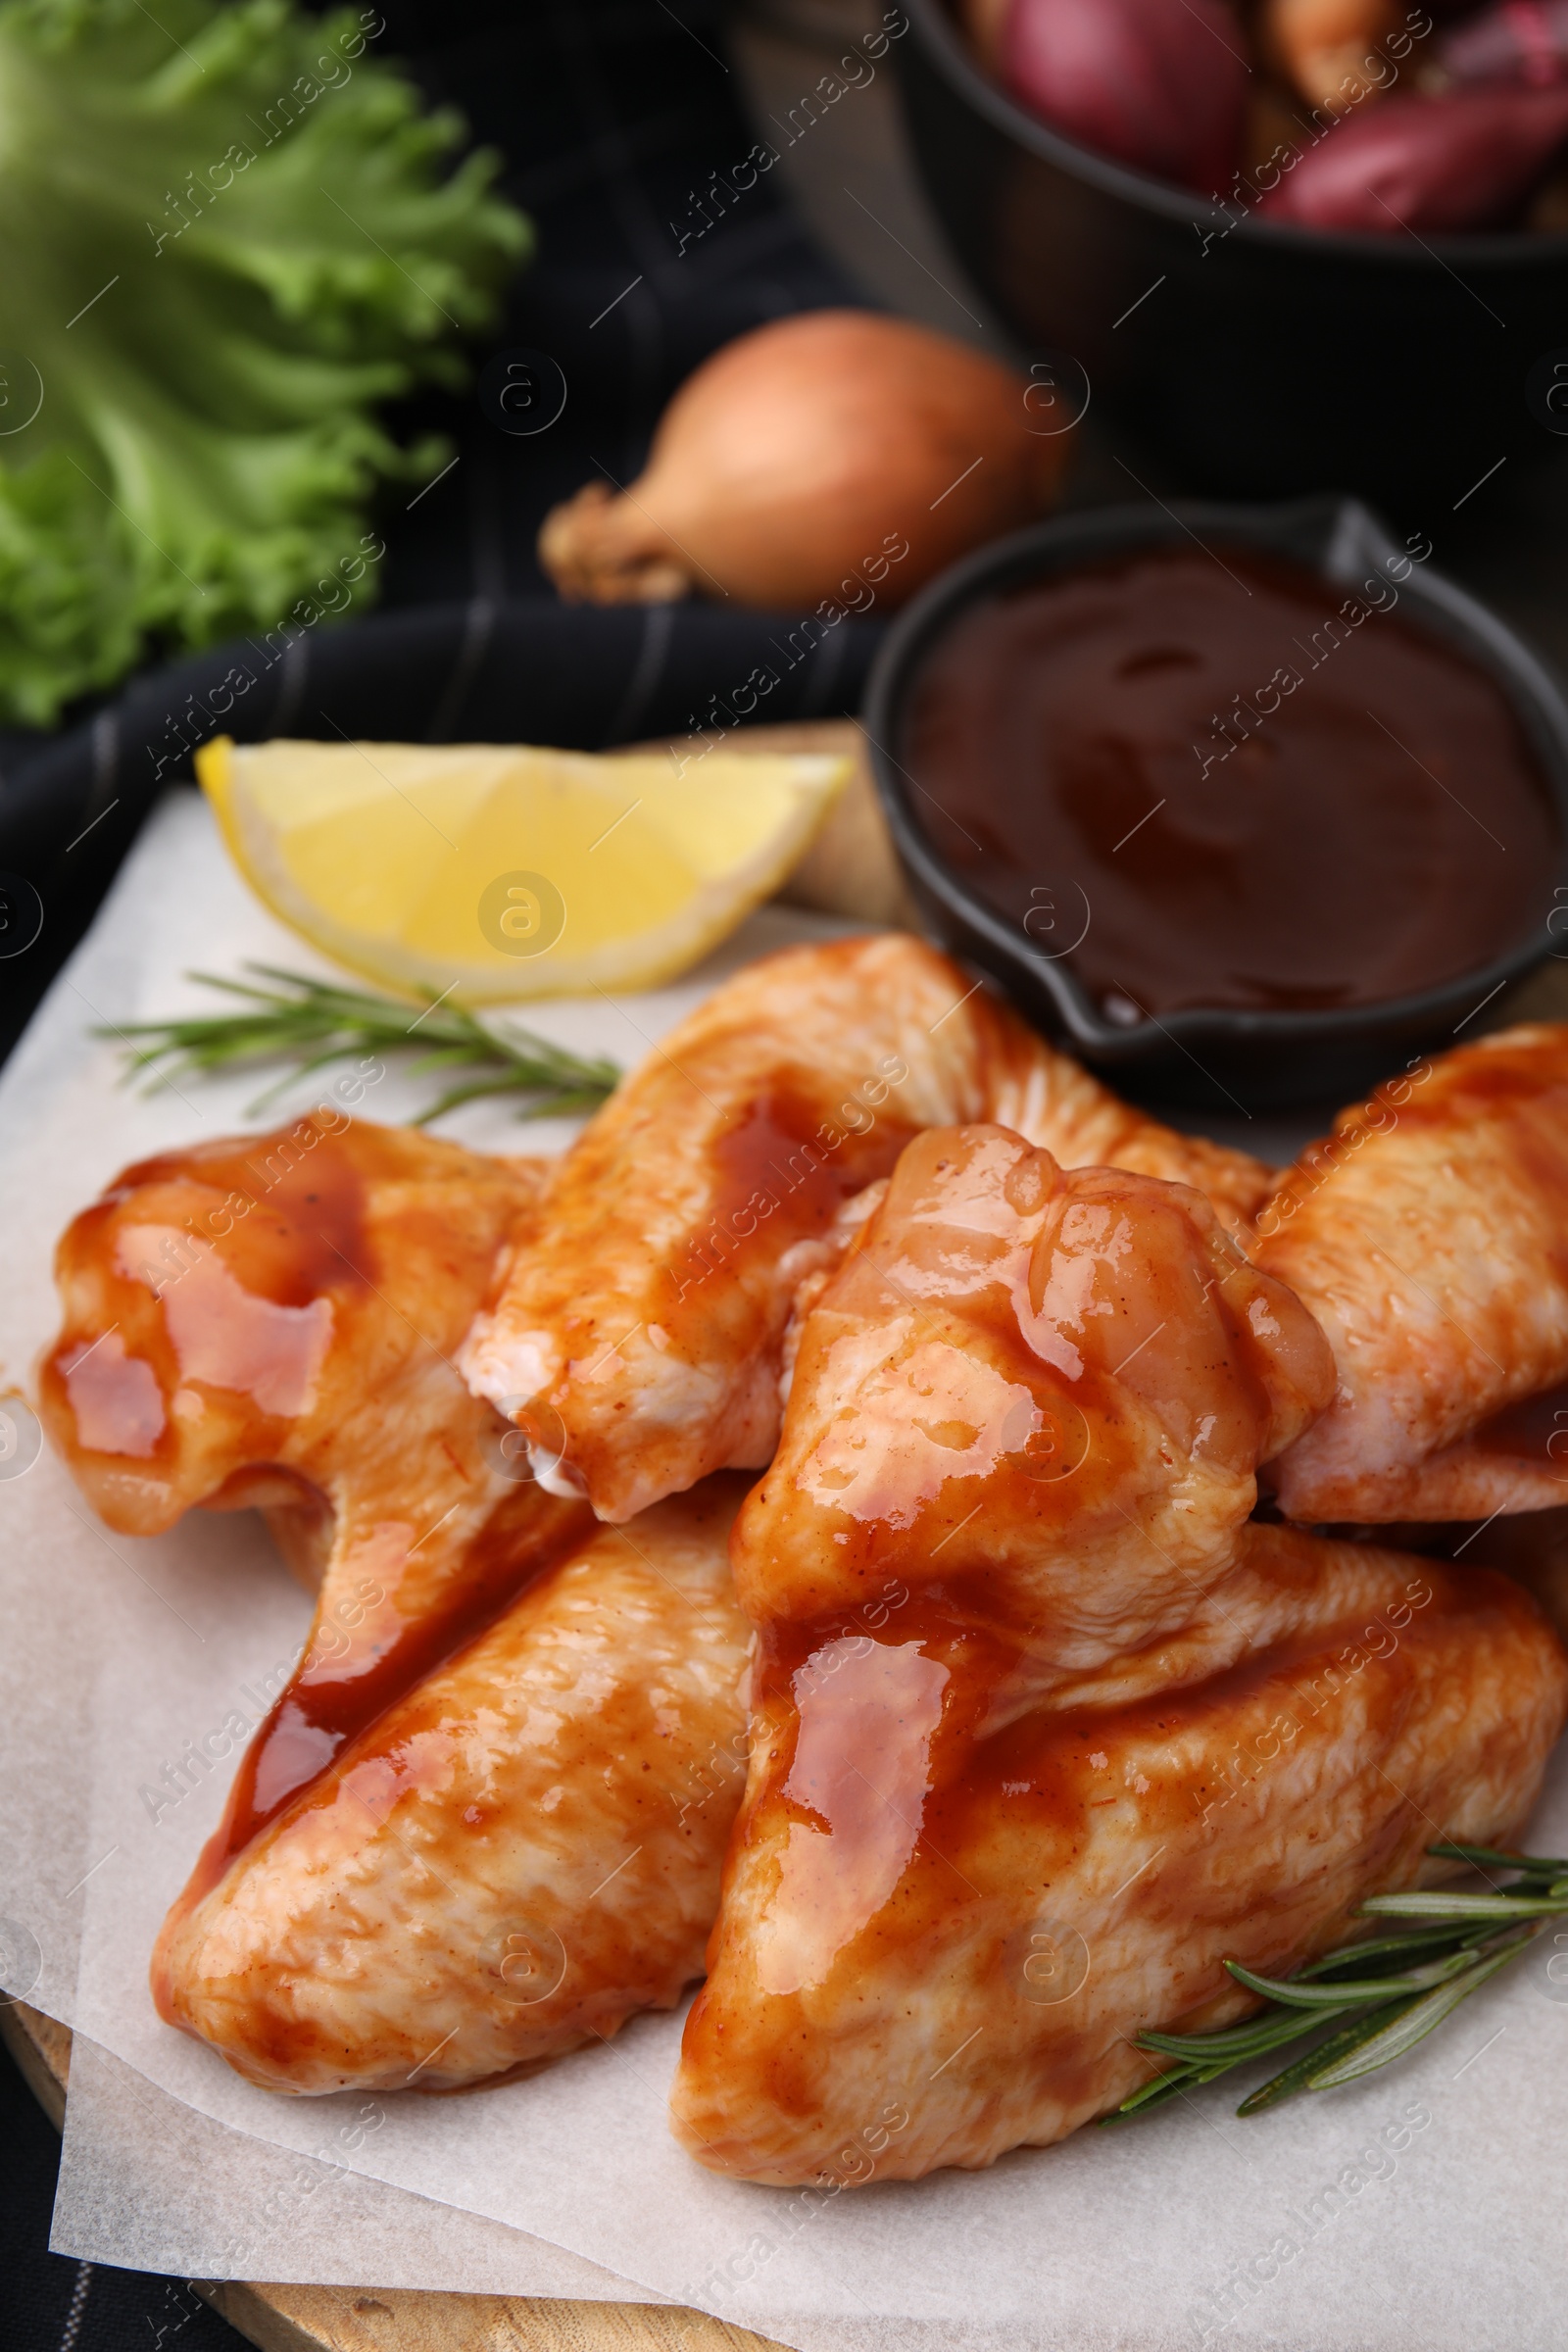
[197, 735, 853, 1003]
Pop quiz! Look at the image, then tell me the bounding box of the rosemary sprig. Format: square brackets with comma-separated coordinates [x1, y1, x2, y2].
[103, 963, 620, 1127]
[1105, 1842, 1568, 2125]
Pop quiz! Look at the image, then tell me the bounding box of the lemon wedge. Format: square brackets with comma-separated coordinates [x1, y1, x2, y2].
[196, 736, 853, 1003]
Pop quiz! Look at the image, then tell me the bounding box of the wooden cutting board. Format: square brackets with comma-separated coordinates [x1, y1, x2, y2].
[0, 2001, 784, 2352]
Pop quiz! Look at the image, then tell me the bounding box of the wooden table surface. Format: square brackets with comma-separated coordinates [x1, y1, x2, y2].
[1, 1999, 785, 2352]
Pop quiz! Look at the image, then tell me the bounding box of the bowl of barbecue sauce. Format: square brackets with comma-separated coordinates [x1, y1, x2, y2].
[863, 497, 1568, 1108]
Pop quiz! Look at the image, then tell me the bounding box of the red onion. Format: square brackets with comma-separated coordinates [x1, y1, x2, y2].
[1257, 82, 1568, 225]
[1440, 0, 1568, 84]
[1001, 0, 1248, 192]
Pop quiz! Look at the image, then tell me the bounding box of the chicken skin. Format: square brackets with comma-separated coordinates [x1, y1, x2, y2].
[671, 1127, 1568, 2184]
[154, 1480, 752, 2093]
[460, 936, 1275, 1524]
[1256, 1025, 1568, 1522]
[40, 1116, 591, 1885]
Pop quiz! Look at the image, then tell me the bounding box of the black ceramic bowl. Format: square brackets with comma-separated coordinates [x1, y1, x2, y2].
[861, 495, 1568, 1110]
[893, 0, 1568, 506]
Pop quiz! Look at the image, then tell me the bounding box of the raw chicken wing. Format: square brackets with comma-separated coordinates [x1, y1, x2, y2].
[154, 1480, 752, 2091]
[1256, 1026, 1568, 1521]
[671, 1126, 1568, 2182]
[461, 937, 1275, 1522]
[40, 1116, 590, 1872]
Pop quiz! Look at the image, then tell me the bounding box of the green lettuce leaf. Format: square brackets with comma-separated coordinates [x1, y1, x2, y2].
[0, 0, 528, 723]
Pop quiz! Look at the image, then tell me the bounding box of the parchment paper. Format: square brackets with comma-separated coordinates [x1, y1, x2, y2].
[52, 2033, 659, 2305]
[5, 790, 1568, 2350]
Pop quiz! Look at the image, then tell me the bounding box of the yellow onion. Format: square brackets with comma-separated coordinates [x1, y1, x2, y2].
[957, 0, 1013, 67]
[1261, 0, 1402, 118]
[537, 311, 1069, 612]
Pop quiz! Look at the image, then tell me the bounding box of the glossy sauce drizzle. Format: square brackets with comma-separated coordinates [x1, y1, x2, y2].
[182, 1490, 589, 1909]
[46, 1118, 588, 1914]
[45, 1119, 372, 1476]
[681, 1080, 921, 1293]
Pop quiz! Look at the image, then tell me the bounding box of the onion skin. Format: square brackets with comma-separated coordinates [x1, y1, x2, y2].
[1261, 0, 1404, 116]
[956, 0, 1012, 68]
[1258, 83, 1568, 226]
[1440, 0, 1568, 87]
[537, 312, 1068, 612]
[1001, 0, 1248, 193]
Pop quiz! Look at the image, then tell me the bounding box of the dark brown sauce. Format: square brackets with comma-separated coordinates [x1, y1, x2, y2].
[903, 547, 1560, 1017]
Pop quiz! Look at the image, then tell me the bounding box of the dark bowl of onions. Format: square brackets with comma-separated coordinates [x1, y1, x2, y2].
[892, 0, 1568, 505]
[861, 494, 1568, 1110]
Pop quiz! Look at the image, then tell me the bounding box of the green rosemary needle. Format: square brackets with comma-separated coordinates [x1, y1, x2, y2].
[1104, 1841, 1568, 2125]
[103, 963, 621, 1127]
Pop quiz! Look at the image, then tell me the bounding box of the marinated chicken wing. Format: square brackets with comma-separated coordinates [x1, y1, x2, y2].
[460, 936, 1275, 1523]
[1256, 1026, 1568, 1522]
[671, 1126, 1568, 2183]
[40, 1117, 591, 1869]
[154, 1479, 752, 2092]
[1351, 1504, 1568, 1649]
